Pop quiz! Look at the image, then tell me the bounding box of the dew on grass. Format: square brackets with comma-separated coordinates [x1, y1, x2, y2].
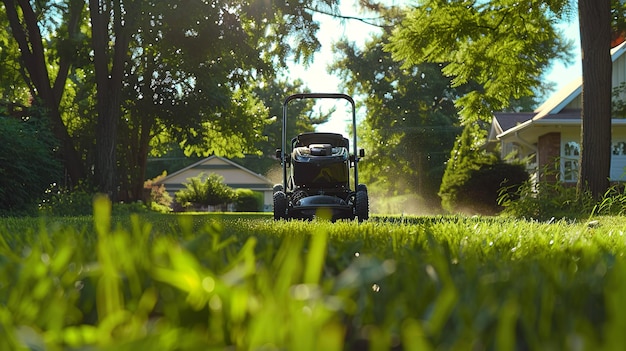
[292, 284, 312, 300]
[302, 306, 313, 316]
[382, 259, 396, 274]
[371, 283, 380, 292]
[209, 295, 222, 310]
[425, 264, 438, 283]
[202, 277, 215, 293]
[74, 280, 84, 290]
[40, 253, 50, 265]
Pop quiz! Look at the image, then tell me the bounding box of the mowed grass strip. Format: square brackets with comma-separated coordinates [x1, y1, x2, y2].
[1, 202, 625, 350]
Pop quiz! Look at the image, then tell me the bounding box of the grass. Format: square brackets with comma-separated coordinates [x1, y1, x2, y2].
[1, 197, 626, 350]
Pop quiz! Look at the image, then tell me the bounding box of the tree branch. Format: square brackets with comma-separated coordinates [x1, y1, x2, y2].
[304, 5, 391, 28]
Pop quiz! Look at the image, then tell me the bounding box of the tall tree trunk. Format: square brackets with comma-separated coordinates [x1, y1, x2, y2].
[3, 0, 86, 185]
[89, 0, 133, 199]
[577, 0, 612, 199]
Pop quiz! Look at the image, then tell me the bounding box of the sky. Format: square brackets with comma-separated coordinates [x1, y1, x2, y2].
[285, 2, 582, 135]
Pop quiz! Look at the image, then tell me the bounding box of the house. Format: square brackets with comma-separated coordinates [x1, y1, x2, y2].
[157, 156, 274, 211]
[489, 40, 626, 184]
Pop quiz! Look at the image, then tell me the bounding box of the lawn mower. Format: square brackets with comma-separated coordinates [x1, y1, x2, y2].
[273, 93, 369, 221]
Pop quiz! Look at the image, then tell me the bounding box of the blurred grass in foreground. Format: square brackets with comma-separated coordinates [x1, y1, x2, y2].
[1, 197, 626, 350]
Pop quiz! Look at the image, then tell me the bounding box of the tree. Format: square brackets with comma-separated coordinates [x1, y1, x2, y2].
[386, 0, 572, 123]
[89, 0, 139, 198]
[330, 31, 462, 204]
[386, 0, 624, 200]
[237, 79, 329, 176]
[1, 0, 87, 184]
[577, 0, 612, 199]
[91, 0, 341, 201]
[0, 0, 339, 204]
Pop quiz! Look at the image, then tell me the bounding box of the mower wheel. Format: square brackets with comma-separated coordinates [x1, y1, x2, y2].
[273, 191, 288, 220]
[356, 186, 369, 222]
[357, 183, 368, 193]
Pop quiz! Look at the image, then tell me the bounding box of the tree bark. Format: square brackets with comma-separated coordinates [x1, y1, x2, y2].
[577, 0, 612, 199]
[89, 0, 134, 199]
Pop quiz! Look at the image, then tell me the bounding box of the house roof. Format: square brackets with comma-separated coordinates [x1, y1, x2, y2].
[157, 155, 272, 189]
[495, 40, 626, 140]
[488, 112, 535, 142]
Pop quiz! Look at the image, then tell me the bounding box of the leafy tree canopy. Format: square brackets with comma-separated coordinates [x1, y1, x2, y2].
[330, 31, 462, 202]
[0, 0, 339, 203]
[386, 0, 573, 122]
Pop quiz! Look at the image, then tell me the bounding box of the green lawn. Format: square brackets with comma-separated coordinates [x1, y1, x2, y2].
[1, 198, 625, 350]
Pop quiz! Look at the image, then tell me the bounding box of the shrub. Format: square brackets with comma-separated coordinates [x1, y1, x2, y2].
[452, 162, 529, 215]
[175, 173, 236, 210]
[499, 180, 595, 221]
[0, 114, 62, 215]
[438, 124, 529, 215]
[144, 171, 173, 212]
[501, 181, 626, 221]
[439, 124, 498, 214]
[235, 189, 263, 212]
[38, 183, 96, 216]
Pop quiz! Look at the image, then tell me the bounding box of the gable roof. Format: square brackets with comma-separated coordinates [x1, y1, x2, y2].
[157, 155, 272, 189]
[494, 40, 626, 140]
[488, 112, 535, 141]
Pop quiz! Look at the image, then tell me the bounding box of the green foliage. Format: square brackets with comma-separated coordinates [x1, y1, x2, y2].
[4, 204, 626, 349]
[455, 162, 529, 215]
[175, 173, 236, 209]
[0, 114, 62, 215]
[386, 0, 573, 122]
[234, 79, 329, 176]
[439, 124, 498, 213]
[0, 0, 339, 202]
[501, 180, 626, 221]
[234, 189, 263, 212]
[613, 0, 626, 33]
[115, 0, 340, 200]
[38, 181, 99, 217]
[144, 172, 173, 213]
[331, 31, 462, 203]
[500, 180, 592, 221]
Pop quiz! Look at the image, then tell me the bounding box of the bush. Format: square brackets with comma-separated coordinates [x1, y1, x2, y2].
[175, 173, 236, 210]
[439, 124, 498, 214]
[144, 171, 173, 212]
[0, 114, 62, 215]
[500, 181, 626, 221]
[235, 189, 263, 212]
[452, 162, 529, 215]
[38, 183, 96, 216]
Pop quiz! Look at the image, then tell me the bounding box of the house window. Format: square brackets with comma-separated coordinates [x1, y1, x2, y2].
[563, 141, 580, 182]
[613, 142, 626, 155]
[612, 141, 626, 180]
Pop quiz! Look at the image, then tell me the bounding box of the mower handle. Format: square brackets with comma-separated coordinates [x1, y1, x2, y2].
[281, 93, 360, 191]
